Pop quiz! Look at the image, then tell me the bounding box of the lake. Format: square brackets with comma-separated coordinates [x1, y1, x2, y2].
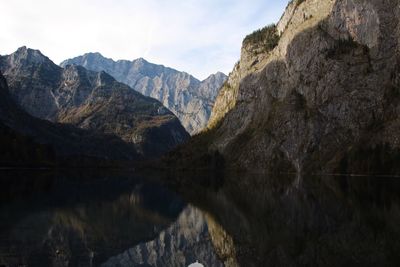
[1, 169, 400, 266]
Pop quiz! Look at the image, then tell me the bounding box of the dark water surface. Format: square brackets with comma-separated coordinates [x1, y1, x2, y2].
[1, 169, 400, 267]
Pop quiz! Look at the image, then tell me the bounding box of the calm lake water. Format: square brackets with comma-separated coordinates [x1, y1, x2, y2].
[1, 169, 400, 266]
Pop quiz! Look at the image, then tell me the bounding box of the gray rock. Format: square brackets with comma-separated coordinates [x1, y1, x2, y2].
[199, 0, 400, 174]
[0, 71, 137, 162]
[61, 54, 227, 135]
[0, 47, 189, 158]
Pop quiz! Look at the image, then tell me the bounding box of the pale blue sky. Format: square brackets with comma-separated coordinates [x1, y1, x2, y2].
[0, 0, 288, 79]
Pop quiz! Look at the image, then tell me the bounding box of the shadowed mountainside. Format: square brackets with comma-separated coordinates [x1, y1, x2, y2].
[0, 48, 189, 158]
[167, 0, 400, 175]
[0, 72, 138, 166]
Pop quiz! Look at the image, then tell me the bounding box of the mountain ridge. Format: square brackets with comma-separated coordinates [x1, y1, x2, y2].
[0, 71, 138, 165]
[168, 0, 400, 175]
[61, 52, 227, 134]
[0, 47, 189, 158]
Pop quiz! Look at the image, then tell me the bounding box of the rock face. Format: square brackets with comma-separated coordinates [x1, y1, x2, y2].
[60, 53, 227, 135]
[0, 72, 137, 164]
[187, 0, 400, 174]
[0, 47, 189, 158]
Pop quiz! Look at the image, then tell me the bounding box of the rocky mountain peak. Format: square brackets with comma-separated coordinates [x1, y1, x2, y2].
[204, 72, 227, 82]
[0, 71, 138, 162]
[11, 46, 49, 65]
[61, 53, 227, 134]
[15, 45, 28, 53]
[61, 64, 96, 89]
[0, 46, 60, 87]
[214, 71, 227, 78]
[130, 57, 151, 71]
[0, 48, 190, 158]
[176, 0, 400, 175]
[133, 57, 147, 64]
[197, 72, 228, 101]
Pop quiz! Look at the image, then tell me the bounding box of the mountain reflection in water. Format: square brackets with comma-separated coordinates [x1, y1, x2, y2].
[171, 171, 400, 267]
[1, 170, 400, 266]
[0, 170, 225, 267]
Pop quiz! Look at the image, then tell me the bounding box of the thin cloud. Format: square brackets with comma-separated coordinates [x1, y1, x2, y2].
[0, 0, 288, 79]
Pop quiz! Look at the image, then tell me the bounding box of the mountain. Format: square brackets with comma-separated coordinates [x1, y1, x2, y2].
[168, 0, 400, 175]
[0, 47, 189, 158]
[0, 71, 138, 165]
[60, 53, 227, 134]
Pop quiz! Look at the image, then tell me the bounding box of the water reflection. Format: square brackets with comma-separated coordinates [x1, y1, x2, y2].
[173, 171, 400, 267]
[0, 170, 189, 266]
[102, 206, 223, 267]
[1, 170, 400, 267]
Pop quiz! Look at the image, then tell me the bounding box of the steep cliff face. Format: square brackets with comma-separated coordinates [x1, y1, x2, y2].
[61, 53, 227, 134]
[0, 72, 137, 163]
[200, 0, 400, 174]
[207, 21, 281, 129]
[0, 48, 189, 158]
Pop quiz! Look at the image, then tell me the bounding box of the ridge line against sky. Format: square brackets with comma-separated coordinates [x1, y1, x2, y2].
[0, 0, 288, 80]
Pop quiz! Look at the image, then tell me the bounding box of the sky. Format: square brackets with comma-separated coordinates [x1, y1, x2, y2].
[1, 0, 288, 80]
